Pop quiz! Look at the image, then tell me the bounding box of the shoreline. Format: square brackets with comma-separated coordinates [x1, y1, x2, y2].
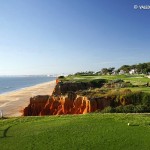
[0, 80, 56, 117]
[0, 80, 56, 96]
[0, 76, 56, 95]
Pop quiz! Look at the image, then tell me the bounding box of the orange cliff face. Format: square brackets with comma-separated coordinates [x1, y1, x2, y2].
[23, 79, 115, 116]
[23, 93, 102, 116]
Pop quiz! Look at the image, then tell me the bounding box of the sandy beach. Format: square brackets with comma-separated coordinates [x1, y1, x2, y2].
[0, 80, 56, 117]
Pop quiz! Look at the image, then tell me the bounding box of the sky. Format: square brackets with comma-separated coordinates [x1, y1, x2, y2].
[0, 0, 150, 75]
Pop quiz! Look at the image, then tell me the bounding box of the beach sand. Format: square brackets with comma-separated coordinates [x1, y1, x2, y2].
[0, 80, 56, 117]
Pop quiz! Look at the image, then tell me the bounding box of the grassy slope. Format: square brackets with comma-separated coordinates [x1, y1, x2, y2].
[1, 114, 150, 150]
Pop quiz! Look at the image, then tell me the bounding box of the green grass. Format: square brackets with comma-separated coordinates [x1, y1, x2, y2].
[126, 87, 150, 93]
[65, 74, 150, 85]
[1, 114, 150, 150]
[64, 75, 150, 92]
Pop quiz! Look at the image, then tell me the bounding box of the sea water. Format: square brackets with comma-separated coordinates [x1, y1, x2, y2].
[0, 76, 56, 94]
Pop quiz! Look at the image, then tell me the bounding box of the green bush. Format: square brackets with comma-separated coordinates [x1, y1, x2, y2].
[142, 93, 150, 106]
[102, 104, 150, 113]
[131, 91, 143, 105]
[90, 79, 108, 88]
[134, 105, 150, 113]
[114, 105, 135, 113]
[101, 106, 115, 113]
[124, 82, 133, 87]
[115, 105, 124, 113]
[123, 104, 135, 113]
[114, 91, 145, 106]
[58, 76, 65, 79]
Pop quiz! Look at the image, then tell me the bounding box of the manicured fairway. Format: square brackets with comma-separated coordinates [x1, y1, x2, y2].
[0, 114, 150, 150]
[65, 75, 150, 86]
[65, 75, 150, 93]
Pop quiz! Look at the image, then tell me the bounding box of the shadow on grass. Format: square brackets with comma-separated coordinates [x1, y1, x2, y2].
[0, 126, 12, 138]
[129, 124, 139, 126]
[0, 117, 8, 120]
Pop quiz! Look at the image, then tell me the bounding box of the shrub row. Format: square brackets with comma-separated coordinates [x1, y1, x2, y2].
[101, 104, 150, 113]
[115, 91, 150, 106]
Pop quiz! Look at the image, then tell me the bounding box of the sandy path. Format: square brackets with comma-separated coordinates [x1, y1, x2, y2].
[0, 80, 56, 117]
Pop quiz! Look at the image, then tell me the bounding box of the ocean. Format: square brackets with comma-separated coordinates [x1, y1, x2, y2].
[0, 76, 56, 94]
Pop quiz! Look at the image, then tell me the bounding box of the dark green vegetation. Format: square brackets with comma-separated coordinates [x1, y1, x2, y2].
[1, 114, 150, 150]
[118, 62, 150, 74]
[54, 77, 107, 95]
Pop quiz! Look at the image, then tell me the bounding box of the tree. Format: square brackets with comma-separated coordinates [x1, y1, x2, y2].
[118, 62, 150, 75]
[108, 67, 115, 74]
[101, 68, 109, 75]
[118, 65, 130, 73]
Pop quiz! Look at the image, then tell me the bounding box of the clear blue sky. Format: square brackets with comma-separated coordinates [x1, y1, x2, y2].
[0, 0, 150, 75]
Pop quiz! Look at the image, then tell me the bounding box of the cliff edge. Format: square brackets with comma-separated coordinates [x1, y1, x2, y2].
[23, 93, 102, 116]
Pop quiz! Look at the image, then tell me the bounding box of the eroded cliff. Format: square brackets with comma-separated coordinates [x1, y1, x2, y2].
[23, 93, 104, 116]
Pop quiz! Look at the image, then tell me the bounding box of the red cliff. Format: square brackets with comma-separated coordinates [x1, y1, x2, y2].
[23, 93, 101, 116]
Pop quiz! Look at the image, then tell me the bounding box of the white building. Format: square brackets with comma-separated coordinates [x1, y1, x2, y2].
[129, 69, 136, 75]
[119, 70, 125, 75]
